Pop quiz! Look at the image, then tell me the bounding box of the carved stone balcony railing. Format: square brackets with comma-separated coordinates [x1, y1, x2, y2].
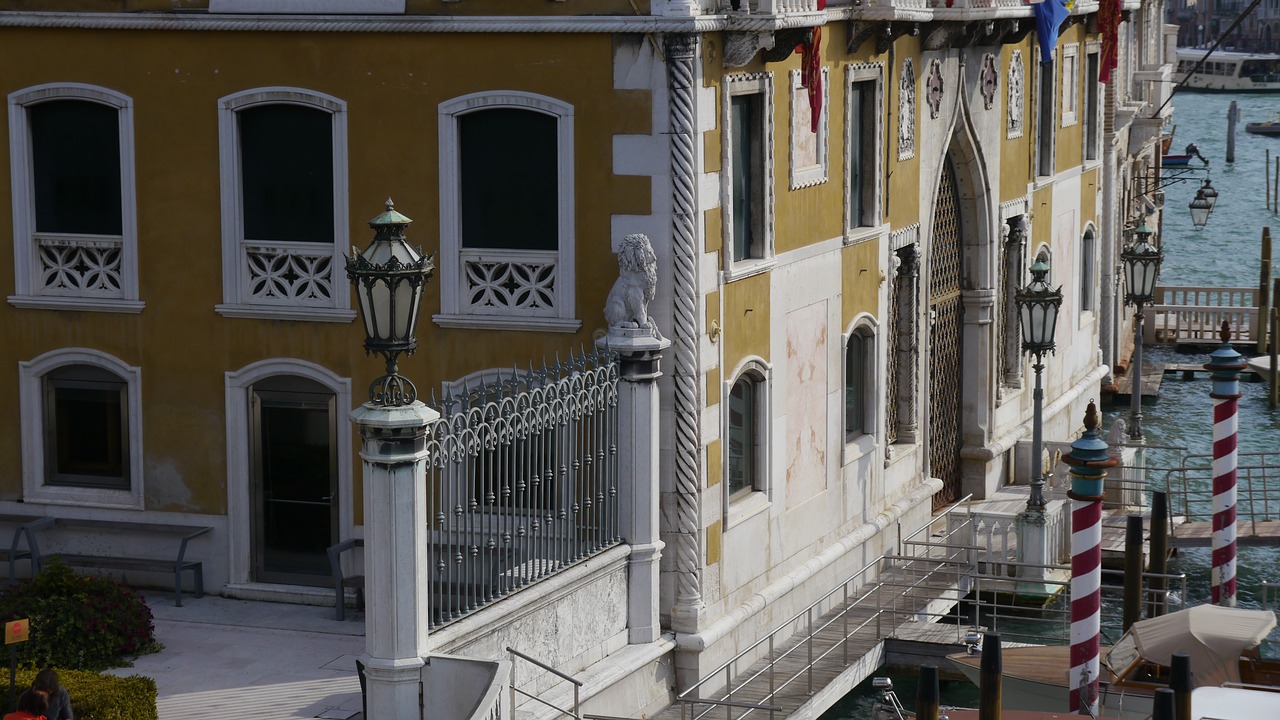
[241, 240, 336, 306]
[460, 248, 558, 317]
[34, 233, 124, 298]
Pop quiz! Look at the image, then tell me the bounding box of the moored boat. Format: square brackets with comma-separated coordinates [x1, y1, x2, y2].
[1176, 48, 1280, 92]
[946, 605, 1280, 719]
[1246, 116, 1280, 136]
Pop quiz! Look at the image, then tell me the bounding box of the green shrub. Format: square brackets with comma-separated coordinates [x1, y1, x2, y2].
[0, 560, 162, 671]
[12, 668, 157, 720]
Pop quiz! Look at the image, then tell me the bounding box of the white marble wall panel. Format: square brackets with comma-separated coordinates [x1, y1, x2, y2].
[784, 301, 829, 508]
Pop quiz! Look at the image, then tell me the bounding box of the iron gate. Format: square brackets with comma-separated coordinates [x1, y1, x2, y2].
[929, 158, 964, 509]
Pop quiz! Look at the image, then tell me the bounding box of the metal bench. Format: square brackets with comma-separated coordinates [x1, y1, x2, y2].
[25, 518, 211, 606]
[328, 538, 364, 620]
[0, 513, 50, 583]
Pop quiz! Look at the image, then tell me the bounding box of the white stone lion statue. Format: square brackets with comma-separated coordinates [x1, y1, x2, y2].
[604, 233, 663, 339]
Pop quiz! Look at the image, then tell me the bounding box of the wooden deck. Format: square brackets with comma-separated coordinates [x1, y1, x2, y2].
[654, 563, 971, 720]
[1171, 519, 1280, 547]
[1110, 364, 1163, 402]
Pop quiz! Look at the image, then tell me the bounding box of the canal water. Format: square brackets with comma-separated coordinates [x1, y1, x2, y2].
[819, 91, 1280, 718]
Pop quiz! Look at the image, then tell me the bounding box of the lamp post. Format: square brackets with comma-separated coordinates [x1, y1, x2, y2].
[1189, 188, 1212, 229]
[346, 199, 438, 720]
[1121, 223, 1163, 441]
[1015, 250, 1063, 511]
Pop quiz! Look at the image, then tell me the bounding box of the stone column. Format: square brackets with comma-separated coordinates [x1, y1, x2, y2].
[1003, 217, 1027, 388]
[351, 401, 439, 720]
[601, 329, 671, 644]
[665, 32, 705, 633]
[894, 245, 920, 445]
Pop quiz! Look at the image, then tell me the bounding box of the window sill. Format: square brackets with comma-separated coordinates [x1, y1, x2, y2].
[842, 433, 878, 467]
[844, 224, 889, 247]
[432, 314, 582, 333]
[725, 490, 771, 530]
[8, 296, 144, 314]
[215, 304, 357, 323]
[722, 257, 776, 284]
[22, 486, 143, 510]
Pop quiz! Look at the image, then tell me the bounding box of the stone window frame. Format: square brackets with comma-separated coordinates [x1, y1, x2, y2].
[721, 72, 776, 283]
[842, 314, 880, 465]
[19, 348, 144, 509]
[7, 83, 142, 314]
[1035, 47, 1057, 178]
[722, 357, 773, 528]
[216, 87, 354, 322]
[844, 62, 886, 244]
[1080, 223, 1098, 319]
[1061, 43, 1080, 127]
[788, 67, 830, 190]
[1083, 41, 1103, 164]
[435, 91, 579, 332]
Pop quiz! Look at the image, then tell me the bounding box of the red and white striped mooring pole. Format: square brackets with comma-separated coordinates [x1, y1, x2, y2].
[1205, 320, 1246, 607]
[1064, 401, 1117, 716]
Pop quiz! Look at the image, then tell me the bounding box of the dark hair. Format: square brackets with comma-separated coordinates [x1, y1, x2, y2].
[16, 689, 48, 715]
[32, 668, 60, 694]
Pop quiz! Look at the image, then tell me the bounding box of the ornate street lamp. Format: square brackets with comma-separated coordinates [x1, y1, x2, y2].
[1189, 188, 1212, 229]
[1014, 250, 1063, 510]
[1199, 177, 1219, 212]
[1121, 224, 1163, 441]
[346, 199, 435, 406]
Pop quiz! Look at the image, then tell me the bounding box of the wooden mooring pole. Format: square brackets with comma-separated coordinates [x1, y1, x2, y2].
[1227, 101, 1238, 163]
[1171, 652, 1192, 720]
[978, 632, 1002, 720]
[1260, 228, 1272, 354]
[1148, 491, 1170, 617]
[1123, 515, 1144, 630]
[1274, 156, 1279, 213]
[1271, 306, 1279, 408]
[1268, 149, 1272, 211]
[1152, 688, 1176, 720]
[917, 665, 940, 720]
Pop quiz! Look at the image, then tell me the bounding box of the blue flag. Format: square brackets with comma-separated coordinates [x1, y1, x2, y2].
[1034, 0, 1071, 64]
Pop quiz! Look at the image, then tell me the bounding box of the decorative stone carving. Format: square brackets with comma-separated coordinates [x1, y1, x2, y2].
[898, 58, 916, 159]
[605, 233, 663, 340]
[762, 27, 811, 63]
[36, 235, 123, 297]
[926, 60, 944, 119]
[847, 20, 879, 54]
[1008, 50, 1025, 139]
[723, 32, 775, 68]
[981, 54, 999, 110]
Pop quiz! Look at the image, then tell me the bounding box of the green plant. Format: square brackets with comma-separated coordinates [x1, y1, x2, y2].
[0, 560, 162, 671]
[11, 668, 157, 720]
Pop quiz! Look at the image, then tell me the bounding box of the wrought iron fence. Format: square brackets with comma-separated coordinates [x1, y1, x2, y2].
[426, 348, 620, 628]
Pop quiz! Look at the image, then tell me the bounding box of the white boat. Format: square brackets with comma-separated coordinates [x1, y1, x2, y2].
[1192, 683, 1280, 719]
[947, 605, 1280, 719]
[1175, 48, 1280, 92]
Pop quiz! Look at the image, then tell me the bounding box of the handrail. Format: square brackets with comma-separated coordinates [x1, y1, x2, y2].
[507, 646, 582, 720]
[676, 496, 978, 719]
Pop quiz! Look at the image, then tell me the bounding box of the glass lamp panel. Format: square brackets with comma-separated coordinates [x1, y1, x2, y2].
[356, 279, 377, 340]
[369, 277, 392, 341]
[1042, 302, 1059, 344]
[391, 277, 419, 341]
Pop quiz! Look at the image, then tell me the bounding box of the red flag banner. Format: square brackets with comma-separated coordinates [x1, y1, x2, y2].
[800, 26, 823, 134]
[1099, 0, 1121, 83]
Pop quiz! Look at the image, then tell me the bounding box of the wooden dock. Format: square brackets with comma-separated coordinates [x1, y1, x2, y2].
[1171, 519, 1280, 547]
[1110, 364, 1163, 402]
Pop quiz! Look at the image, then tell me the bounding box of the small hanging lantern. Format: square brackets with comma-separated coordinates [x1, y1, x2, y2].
[1189, 189, 1212, 229]
[1199, 177, 1219, 212]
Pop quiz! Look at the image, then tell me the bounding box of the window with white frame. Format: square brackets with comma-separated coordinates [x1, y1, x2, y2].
[844, 325, 876, 444]
[19, 349, 143, 508]
[8, 84, 140, 312]
[789, 68, 829, 190]
[846, 64, 883, 238]
[436, 92, 577, 332]
[1036, 52, 1056, 177]
[725, 362, 769, 508]
[1061, 45, 1079, 127]
[1080, 226, 1096, 314]
[217, 88, 351, 321]
[1084, 46, 1101, 162]
[722, 73, 775, 279]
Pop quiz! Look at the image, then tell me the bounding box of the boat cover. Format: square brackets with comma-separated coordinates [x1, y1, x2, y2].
[1127, 605, 1276, 687]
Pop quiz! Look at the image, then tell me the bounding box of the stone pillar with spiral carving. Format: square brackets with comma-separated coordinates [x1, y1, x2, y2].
[665, 32, 704, 632]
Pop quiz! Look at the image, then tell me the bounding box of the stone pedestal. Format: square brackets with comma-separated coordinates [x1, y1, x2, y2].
[599, 328, 670, 644]
[350, 401, 439, 720]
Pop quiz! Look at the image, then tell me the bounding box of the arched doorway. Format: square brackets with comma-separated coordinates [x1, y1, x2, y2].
[929, 156, 964, 510]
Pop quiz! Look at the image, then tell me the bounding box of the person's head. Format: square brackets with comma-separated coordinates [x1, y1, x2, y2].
[32, 668, 60, 694]
[16, 689, 48, 716]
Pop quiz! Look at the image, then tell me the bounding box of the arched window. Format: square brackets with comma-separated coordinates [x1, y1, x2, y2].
[19, 349, 143, 507]
[1080, 226, 1097, 314]
[437, 92, 577, 330]
[845, 330, 873, 441]
[217, 87, 351, 321]
[8, 84, 141, 312]
[727, 374, 761, 501]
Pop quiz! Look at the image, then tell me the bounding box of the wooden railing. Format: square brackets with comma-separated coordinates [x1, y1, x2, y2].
[1147, 285, 1260, 345]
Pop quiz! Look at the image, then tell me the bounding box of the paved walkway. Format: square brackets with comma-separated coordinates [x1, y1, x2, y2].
[103, 595, 366, 720]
